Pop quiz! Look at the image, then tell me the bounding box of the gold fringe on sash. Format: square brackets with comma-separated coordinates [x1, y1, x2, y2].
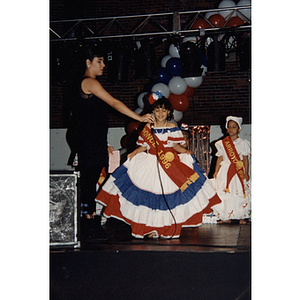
[180, 173, 200, 192]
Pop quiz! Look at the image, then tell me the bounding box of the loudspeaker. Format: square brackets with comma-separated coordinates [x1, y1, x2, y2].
[107, 43, 131, 82]
[50, 171, 80, 248]
[180, 41, 202, 77]
[239, 34, 251, 71]
[134, 40, 156, 79]
[207, 36, 226, 72]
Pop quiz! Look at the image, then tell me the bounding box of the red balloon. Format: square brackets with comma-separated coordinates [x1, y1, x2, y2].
[191, 18, 212, 30]
[183, 86, 196, 99]
[126, 121, 141, 134]
[169, 94, 190, 112]
[208, 14, 225, 27]
[224, 16, 244, 27]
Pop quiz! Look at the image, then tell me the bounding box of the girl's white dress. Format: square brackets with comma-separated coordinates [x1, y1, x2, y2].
[96, 126, 221, 238]
[210, 137, 251, 221]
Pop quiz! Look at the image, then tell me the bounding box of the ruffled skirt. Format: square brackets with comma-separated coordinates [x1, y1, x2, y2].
[96, 152, 221, 238]
[210, 160, 251, 220]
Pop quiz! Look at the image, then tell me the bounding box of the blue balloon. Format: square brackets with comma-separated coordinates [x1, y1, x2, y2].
[156, 67, 172, 85]
[166, 57, 183, 76]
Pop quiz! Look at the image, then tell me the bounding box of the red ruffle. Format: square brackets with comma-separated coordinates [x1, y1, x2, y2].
[96, 190, 221, 238]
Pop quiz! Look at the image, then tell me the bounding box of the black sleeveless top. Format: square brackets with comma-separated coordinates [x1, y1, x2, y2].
[76, 78, 109, 169]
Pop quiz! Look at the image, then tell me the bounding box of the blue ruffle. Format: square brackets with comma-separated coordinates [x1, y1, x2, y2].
[153, 127, 180, 134]
[112, 163, 207, 211]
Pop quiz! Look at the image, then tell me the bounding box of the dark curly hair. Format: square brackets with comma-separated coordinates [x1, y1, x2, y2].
[151, 96, 173, 121]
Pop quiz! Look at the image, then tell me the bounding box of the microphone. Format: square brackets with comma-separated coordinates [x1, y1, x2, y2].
[150, 118, 154, 132]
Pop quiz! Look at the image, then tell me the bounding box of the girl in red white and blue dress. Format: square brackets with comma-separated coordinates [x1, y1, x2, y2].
[95, 93, 221, 238]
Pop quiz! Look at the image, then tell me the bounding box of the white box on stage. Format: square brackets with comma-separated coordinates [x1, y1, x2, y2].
[202, 213, 218, 224]
[50, 171, 80, 248]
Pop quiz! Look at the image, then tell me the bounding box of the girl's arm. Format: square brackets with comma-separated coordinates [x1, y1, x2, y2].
[173, 143, 193, 155]
[127, 146, 147, 160]
[213, 156, 223, 178]
[83, 78, 154, 123]
[243, 155, 250, 181]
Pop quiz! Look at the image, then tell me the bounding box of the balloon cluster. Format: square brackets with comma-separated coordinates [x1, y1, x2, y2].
[122, 40, 208, 148]
[122, 0, 251, 148]
[131, 42, 206, 124]
[192, 0, 251, 30]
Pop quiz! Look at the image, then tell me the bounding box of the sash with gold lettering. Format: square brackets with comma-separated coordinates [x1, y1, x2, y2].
[140, 125, 199, 192]
[222, 136, 246, 198]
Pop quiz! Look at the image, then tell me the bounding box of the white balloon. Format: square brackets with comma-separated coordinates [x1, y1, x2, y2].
[218, 0, 236, 18]
[137, 92, 147, 109]
[161, 55, 171, 68]
[236, 0, 251, 20]
[184, 76, 203, 88]
[168, 77, 188, 95]
[134, 107, 143, 115]
[151, 83, 170, 98]
[173, 110, 183, 122]
[169, 44, 180, 58]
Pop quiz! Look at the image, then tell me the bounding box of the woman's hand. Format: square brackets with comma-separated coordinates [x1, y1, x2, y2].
[139, 113, 155, 124]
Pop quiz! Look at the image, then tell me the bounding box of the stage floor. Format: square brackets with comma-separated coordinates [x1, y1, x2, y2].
[50, 221, 251, 300]
[51, 219, 251, 253]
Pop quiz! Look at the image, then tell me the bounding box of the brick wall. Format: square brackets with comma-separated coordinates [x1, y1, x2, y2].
[50, 0, 215, 21]
[183, 61, 251, 126]
[50, 0, 251, 128]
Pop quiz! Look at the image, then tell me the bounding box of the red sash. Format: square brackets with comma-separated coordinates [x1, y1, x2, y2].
[140, 125, 199, 192]
[222, 136, 246, 198]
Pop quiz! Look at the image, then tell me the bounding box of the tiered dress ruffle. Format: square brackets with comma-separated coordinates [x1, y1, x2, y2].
[96, 127, 221, 238]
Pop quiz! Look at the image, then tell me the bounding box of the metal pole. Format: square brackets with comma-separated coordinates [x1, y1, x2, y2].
[50, 7, 251, 42]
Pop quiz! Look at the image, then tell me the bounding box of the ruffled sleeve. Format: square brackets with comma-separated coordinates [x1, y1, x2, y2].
[215, 140, 224, 157]
[137, 133, 150, 150]
[166, 127, 185, 147]
[240, 139, 251, 156]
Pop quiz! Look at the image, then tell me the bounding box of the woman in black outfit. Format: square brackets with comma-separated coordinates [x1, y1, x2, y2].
[71, 44, 154, 240]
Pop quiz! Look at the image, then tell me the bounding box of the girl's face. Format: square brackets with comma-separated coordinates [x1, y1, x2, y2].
[227, 120, 240, 138]
[87, 56, 105, 77]
[153, 105, 169, 123]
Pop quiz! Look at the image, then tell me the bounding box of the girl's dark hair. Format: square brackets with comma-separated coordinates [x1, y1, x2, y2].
[151, 96, 173, 121]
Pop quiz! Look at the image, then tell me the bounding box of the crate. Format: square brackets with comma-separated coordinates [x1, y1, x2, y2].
[50, 172, 80, 248]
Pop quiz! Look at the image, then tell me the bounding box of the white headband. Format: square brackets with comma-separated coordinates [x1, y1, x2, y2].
[225, 116, 243, 130]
